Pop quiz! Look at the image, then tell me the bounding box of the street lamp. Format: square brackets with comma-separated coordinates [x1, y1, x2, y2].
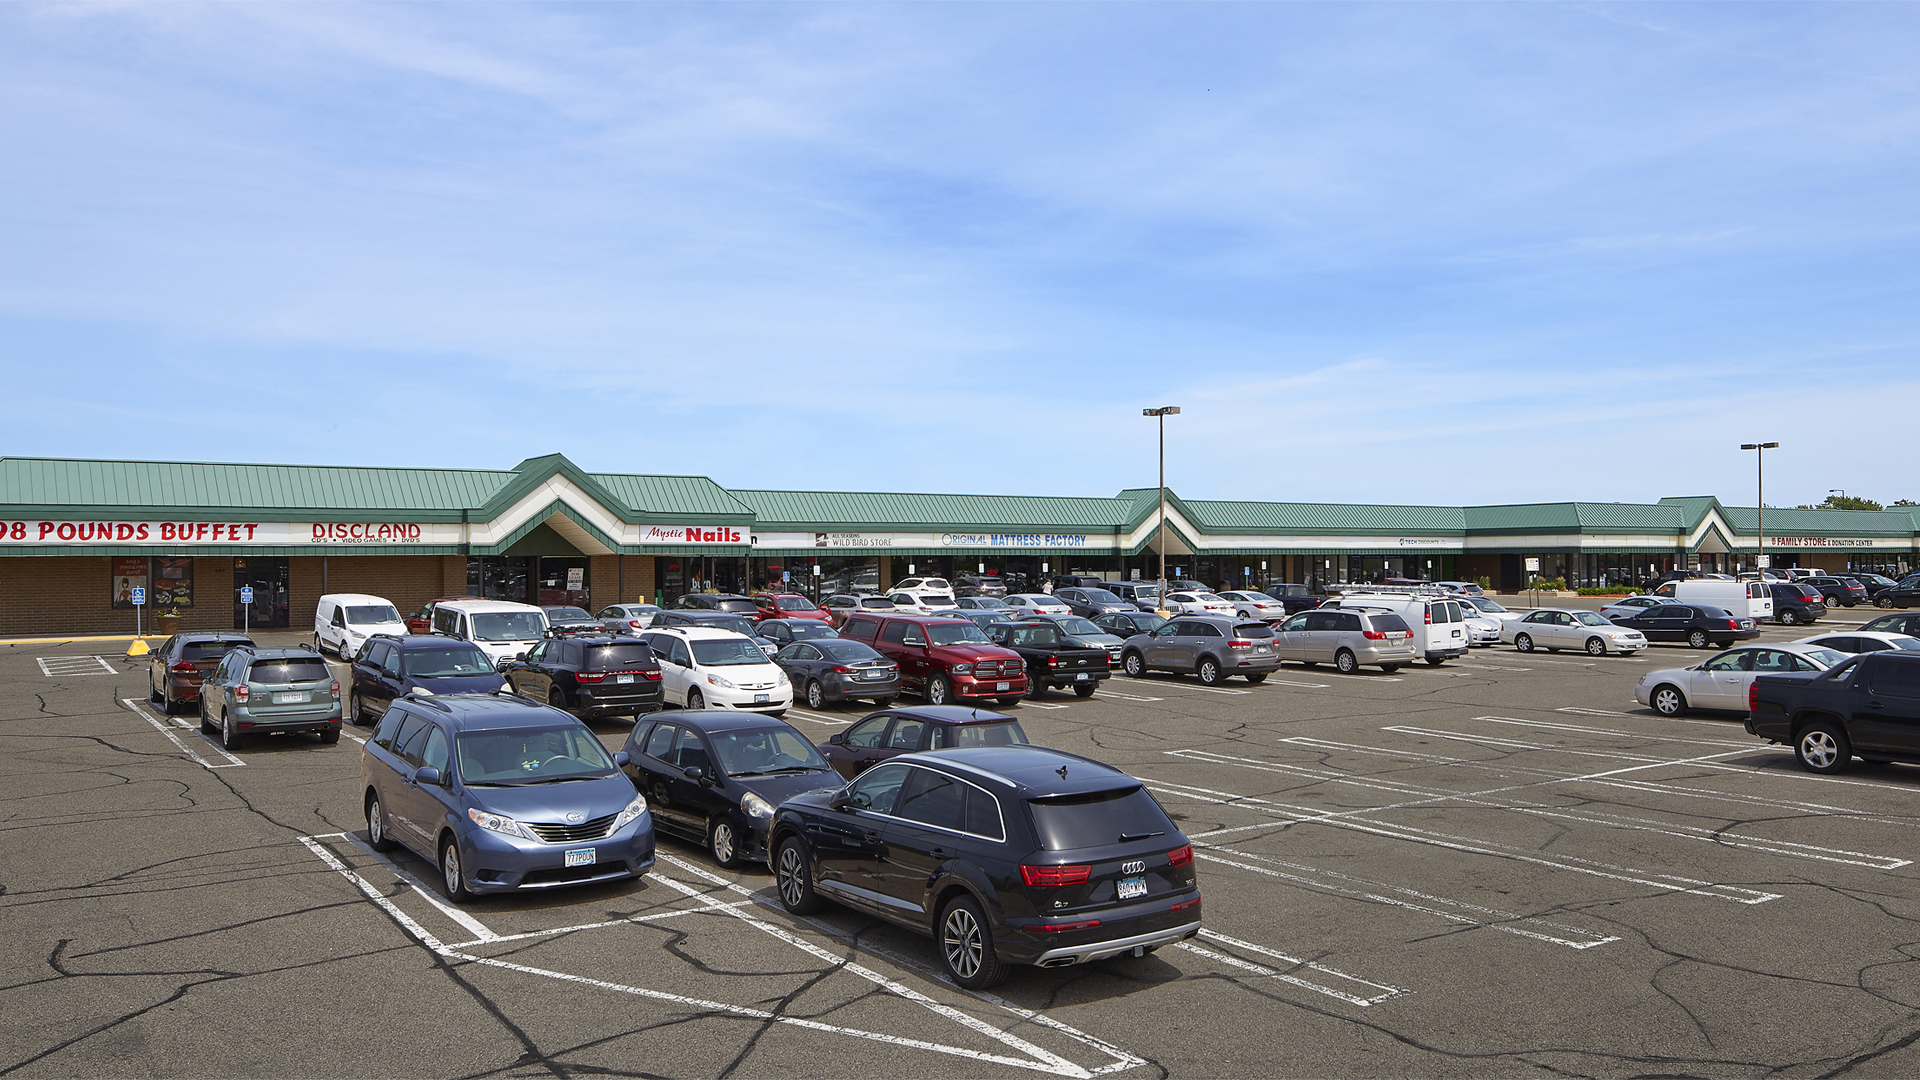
[1829, 489, 1845, 507]
[1741, 442, 1780, 573]
[1144, 406, 1181, 612]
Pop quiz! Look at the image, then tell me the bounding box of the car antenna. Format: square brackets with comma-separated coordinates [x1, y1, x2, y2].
[1056, 765, 1069, 779]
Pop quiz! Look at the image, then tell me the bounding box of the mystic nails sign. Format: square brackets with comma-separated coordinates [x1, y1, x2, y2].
[0, 519, 445, 546]
[639, 525, 746, 544]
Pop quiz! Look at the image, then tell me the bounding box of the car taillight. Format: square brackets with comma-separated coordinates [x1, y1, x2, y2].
[170, 661, 196, 672]
[1021, 864, 1092, 887]
[575, 672, 607, 683]
[1425, 609, 1433, 624]
[629, 620, 643, 629]
[1047, 655, 1060, 668]
[831, 665, 854, 674]
[1749, 683, 1760, 712]
[1727, 619, 1740, 630]
[1168, 844, 1193, 867]
[1030, 920, 1102, 933]
[1362, 630, 1387, 640]
[234, 685, 248, 702]
[330, 680, 341, 698]
[1228, 639, 1252, 647]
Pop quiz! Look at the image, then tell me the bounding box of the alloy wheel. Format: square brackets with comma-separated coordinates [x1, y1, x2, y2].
[942, 906, 984, 979]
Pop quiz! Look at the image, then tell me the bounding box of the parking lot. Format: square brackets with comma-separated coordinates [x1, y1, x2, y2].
[6, 611, 1920, 1079]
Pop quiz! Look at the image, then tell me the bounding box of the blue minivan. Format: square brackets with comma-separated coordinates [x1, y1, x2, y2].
[361, 693, 654, 901]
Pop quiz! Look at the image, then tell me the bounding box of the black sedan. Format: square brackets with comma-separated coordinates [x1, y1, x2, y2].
[499, 635, 663, 718]
[1091, 610, 1167, 638]
[542, 606, 604, 637]
[1874, 574, 1920, 609]
[347, 634, 505, 725]
[1611, 603, 1760, 649]
[1861, 612, 1920, 637]
[818, 704, 1028, 779]
[1806, 576, 1869, 608]
[767, 745, 1202, 989]
[756, 617, 840, 649]
[620, 711, 839, 868]
[773, 638, 899, 709]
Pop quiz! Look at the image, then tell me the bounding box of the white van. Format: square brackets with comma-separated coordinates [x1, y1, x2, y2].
[428, 599, 550, 667]
[1666, 579, 1775, 621]
[1322, 590, 1469, 665]
[314, 593, 407, 662]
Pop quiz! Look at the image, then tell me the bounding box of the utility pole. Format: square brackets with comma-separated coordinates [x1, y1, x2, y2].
[1143, 406, 1181, 613]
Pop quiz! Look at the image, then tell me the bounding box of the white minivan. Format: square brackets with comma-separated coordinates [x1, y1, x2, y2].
[1323, 591, 1469, 665]
[1658, 579, 1776, 622]
[428, 599, 550, 668]
[314, 593, 407, 662]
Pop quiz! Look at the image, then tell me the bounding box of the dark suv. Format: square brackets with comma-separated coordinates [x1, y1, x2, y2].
[768, 745, 1201, 989]
[147, 632, 254, 714]
[500, 635, 664, 718]
[1806, 576, 1868, 608]
[349, 634, 505, 725]
[1767, 583, 1828, 626]
[675, 593, 760, 615]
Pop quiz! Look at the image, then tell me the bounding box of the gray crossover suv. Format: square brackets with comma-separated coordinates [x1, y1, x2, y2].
[1271, 609, 1417, 673]
[1119, 615, 1280, 685]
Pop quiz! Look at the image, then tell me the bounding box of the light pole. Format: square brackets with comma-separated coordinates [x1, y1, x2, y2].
[1144, 406, 1181, 613]
[1829, 489, 1845, 507]
[1741, 442, 1780, 573]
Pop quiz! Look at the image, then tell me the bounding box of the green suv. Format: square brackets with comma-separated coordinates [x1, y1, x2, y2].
[199, 645, 343, 751]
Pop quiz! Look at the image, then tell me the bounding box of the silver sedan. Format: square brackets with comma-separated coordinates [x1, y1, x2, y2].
[1501, 608, 1647, 655]
[1635, 642, 1849, 717]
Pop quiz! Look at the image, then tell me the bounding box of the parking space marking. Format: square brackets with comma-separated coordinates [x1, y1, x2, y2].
[1093, 689, 1166, 702]
[785, 708, 853, 726]
[444, 898, 758, 949]
[121, 698, 245, 768]
[1275, 669, 1402, 682]
[1191, 850, 1618, 950]
[1256, 678, 1332, 689]
[340, 832, 501, 942]
[39, 655, 117, 676]
[302, 837, 1137, 1078]
[1557, 706, 1630, 717]
[1455, 663, 1534, 672]
[1022, 700, 1073, 710]
[1174, 930, 1410, 1006]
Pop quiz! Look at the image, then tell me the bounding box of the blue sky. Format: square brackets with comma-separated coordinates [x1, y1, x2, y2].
[3, 3, 1915, 509]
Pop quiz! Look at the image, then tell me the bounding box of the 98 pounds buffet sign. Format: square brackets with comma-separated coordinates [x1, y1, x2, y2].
[0, 520, 444, 545]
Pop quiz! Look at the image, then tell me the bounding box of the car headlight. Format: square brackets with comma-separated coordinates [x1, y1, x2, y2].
[951, 663, 973, 674]
[409, 686, 434, 696]
[467, 807, 535, 840]
[614, 794, 649, 831]
[707, 673, 737, 690]
[776, 670, 790, 685]
[741, 792, 774, 820]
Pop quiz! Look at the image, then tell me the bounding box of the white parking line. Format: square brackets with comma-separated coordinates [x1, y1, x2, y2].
[1115, 679, 1253, 695]
[121, 698, 245, 768]
[1093, 690, 1166, 702]
[1175, 930, 1409, 1006]
[340, 833, 501, 942]
[785, 708, 852, 726]
[40, 655, 117, 676]
[1258, 679, 1332, 689]
[1021, 700, 1073, 710]
[1471, 716, 1753, 750]
[1279, 670, 1403, 683]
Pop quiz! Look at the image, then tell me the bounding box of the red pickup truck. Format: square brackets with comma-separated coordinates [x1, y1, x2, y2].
[840, 613, 1028, 706]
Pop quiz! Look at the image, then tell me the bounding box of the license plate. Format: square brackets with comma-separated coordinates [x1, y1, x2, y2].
[616, 674, 635, 684]
[565, 848, 596, 867]
[1075, 672, 1088, 681]
[273, 691, 307, 704]
[996, 682, 1010, 691]
[754, 693, 769, 703]
[1116, 876, 1147, 901]
[1255, 646, 1270, 653]
[861, 670, 884, 680]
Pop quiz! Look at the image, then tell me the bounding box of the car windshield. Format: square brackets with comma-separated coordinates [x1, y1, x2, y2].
[972, 598, 1008, 608]
[860, 599, 898, 609]
[1197, 593, 1227, 602]
[711, 727, 828, 776]
[929, 624, 991, 645]
[775, 596, 816, 610]
[403, 646, 496, 677]
[922, 595, 956, 605]
[472, 611, 547, 642]
[1007, 625, 1062, 647]
[1469, 598, 1508, 613]
[1081, 589, 1123, 603]
[457, 726, 616, 784]
[1028, 786, 1178, 849]
[931, 721, 1028, 748]
[787, 622, 837, 640]
[1128, 614, 1168, 633]
[345, 604, 401, 624]
[248, 658, 329, 683]
[1574, 611, 1610, 626]
[691, 639, 770, 666]
[1894, 639, 1920, 651]
[543, 607, 593, 620]
[1054, 616, 1102, 635]
[817, 640, 884, 662]
[1802, 647, 1848, 667]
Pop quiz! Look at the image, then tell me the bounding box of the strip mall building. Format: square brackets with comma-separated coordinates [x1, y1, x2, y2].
[3, 453, 1915, 638]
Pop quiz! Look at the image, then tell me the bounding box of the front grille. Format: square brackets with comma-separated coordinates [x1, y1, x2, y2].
[525, 813, 618, 844]
[974, 659, 1021, 677]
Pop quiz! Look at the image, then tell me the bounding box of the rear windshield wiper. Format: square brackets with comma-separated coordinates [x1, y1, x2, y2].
[1118, 831, 1166, 842]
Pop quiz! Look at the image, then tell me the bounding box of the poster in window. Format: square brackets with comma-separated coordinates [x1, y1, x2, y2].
[111, 557, 148, 610]
[154, 557, 194, 609]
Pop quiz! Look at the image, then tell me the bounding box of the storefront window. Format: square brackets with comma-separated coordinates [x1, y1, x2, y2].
[468, 556, 531, 603]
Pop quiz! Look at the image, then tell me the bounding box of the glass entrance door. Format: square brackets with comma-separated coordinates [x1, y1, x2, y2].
[232, 557, 291, 629]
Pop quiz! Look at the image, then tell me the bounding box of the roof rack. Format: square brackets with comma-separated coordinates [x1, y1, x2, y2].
[1328, 584, 1453, 597]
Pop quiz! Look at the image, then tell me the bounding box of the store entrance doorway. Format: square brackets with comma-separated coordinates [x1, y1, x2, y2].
[233, 557, 290, 629]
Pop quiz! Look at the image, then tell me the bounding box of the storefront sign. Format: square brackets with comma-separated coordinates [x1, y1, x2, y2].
[639, 525, 745, 544]
[1395, 537, 1450, 547]
[0, 520, 445, 546]
[816, 532, 893, 548]
[941, 533, 1090, 548]
[1770, 537, 1877, 548]
[309, 523, 427, 543]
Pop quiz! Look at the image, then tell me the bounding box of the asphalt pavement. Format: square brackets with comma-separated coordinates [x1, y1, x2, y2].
[4, 611, 1919, 1079]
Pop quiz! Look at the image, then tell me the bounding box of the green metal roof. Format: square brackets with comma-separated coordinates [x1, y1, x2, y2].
[588, 473, 755, 519]
[1178, 498, 1465, 534]
[0, 456, 514, 513]
[731, 490, 1137, 530]
[1715, 504, 1917, 537]
[1463, 502, 1686, 534]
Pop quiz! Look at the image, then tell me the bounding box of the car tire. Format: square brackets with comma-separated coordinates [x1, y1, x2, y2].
[1244, 673, 1267, 684]
[939, 894, 1008, 990]
[1380, 665, 1402, 673]
[1197, 658, 1222, 685]
[709, 819, 743, 869]
[872, 697, 895, 708]
[1122, 652, 1145, 677]
[1878, 597, 1894, 608]
[1780, 611, 1799, 626]
[200, 710, 215, 735]
[348, 692, 365, 725]
[1585, 637, 1607, 657]
[687, 688, 705, 710]
[220, 712, 241, 752]
[160, 685, 178, 715]
[1426, 656, 1446, 666]
[319, 724, 340, 745]
[1515, 634, 1534, 653]
[774, 835, 824, 915]
[366, 793, 397, 851]
[1074, 682, 1097, 698]
[549, 687, 568, 712]
[926, 674, 952, 705]
[1335, 649, 1358, 674]
[149, 682, 165, 707]
[806, 680, 826, 710]
[1795, 720, 1852, 775]
[1651, 685, 1687, 716]
[1687, 629, 1710, 649]
[440, 836, 475, 903]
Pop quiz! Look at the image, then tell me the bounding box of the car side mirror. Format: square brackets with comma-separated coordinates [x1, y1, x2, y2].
[827, 732, 845, 745]
[683, 766, 705, 781]
[411, 766, 441, 786]
[613, 751, 630, 768]
[496, 658, 514, 671]
[828, 790, 851, 811]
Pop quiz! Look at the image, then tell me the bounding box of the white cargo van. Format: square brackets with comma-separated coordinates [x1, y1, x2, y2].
[429, 599, 550, 667]
[1323, 589, 1469, 665]
[1669, 579, 1775, 621]
[313, 593, 407, 662]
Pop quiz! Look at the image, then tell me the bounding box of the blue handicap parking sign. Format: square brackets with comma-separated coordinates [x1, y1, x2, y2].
[130, 587, 145, 606]
[239, 586, 254, 604]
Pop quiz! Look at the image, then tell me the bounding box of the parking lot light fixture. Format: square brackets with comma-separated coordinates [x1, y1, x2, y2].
[1741, 442, 1780, 572]
[1144, 406, 1181, 613]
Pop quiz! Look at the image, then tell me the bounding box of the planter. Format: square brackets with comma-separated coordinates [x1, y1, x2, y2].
[156, 614, 181, 636]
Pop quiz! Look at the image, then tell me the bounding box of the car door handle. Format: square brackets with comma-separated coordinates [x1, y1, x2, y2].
[1867, 701, 1885, 709]
[861, 830, 881, 843]
[929, 848, 946, 860]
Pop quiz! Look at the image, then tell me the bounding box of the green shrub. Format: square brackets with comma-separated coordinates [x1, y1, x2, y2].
[1577, 587, 1635, 596]
[1528, 578, 1566, 591]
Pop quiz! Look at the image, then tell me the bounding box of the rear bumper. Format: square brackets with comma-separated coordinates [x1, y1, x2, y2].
[825, 672, 901, 700]
[1020, 920, 1204, 967]
[578, 684, 664, 714]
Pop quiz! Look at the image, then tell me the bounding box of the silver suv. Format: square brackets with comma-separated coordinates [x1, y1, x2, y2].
[1118, 615, 1280, 685]
[1271, 608, 1418, 674]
